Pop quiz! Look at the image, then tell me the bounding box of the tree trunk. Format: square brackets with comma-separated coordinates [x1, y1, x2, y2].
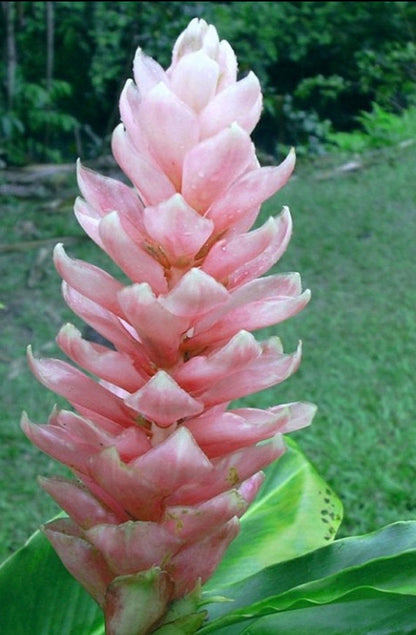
[44, 1, 55, 152]
[46, 0, 54, 92]
[2, 1, 17, 109]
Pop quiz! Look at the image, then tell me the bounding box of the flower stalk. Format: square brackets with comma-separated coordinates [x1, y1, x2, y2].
[22, 17, 315, 635]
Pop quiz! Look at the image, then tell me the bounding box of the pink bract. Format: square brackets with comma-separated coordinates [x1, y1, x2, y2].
[23, 17, 315, 634]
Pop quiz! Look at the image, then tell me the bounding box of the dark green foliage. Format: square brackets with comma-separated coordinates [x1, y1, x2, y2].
[202, 2, 416, 154]
[0, 76, 78, 165]
[0, 1, 415, 165]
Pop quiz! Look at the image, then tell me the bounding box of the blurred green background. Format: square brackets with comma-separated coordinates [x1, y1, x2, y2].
[1, 1, 415, 165]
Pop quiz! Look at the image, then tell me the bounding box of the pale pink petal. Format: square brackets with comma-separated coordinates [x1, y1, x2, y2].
[199, 23, 221, 58]
[199, 71, 262, 139]
[48, 407, 152, 463]
[111, 123, 176, 206]
[134, 427, 214, 497]
[86, 522, 183, 576]
[74, 471, 135, 522]
[89, 447, 166, 520]
[43, 518, 114, 607]
[202, 208, 292, 288]
[143, 194, 214, 264]
[170, 50, 219, 113]
[206, 148, 296, 233]
[27, 347, 133, 426]
[217, 40, 238, 90]
[90, 429, 215, 519]
[118, 80, 150, 160]
[159, 268, 229, 319]
[125, 371, 203, 427]
[118, 284, 186, 367]
[162, 489, 248, 542]
[168, 435, 285, 507]
[98, 211, 168, 294]
[185, 408, 286, 459]
[62, 283, 151, 363]
[99, 379, 130, 400]
[54, 244, 124, 316]
[211, 272, 303, 320]
[72, 409, 131, 440]
[227, 211, 292, 288]
[169, 518, 240, 597]
[199, 340, 302, 406]
[76, 159, 144, 223]
[21, 412, 99, 470]
[39, 476, 125, 527]
[174, 330, 261, 395]
[112, 426, 153, 462]
[182, 123, 256, 213]
[269, 401, 318, 433]
[189, 273, 309, 348]
[194, 437, 285, 507]
[170, 18, 219, 68]
[237, 472, 265, 507]
[138, 82, 199, 188]
[49, 407, 124, 439]
[73, 196, 103, 247]
[185, 409, 255, 457]
[133, 48, 167, 95]
[186, 402, 315, 458]
[195, 290, 310, 349]
[57, 323, 148, 392]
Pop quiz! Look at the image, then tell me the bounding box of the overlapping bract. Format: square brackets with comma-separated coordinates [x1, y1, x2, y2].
[23, 18, 315, 634]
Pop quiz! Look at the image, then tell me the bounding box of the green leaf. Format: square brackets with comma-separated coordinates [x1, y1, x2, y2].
[204, 437, 343, 592]
[199, 521, 416, 633]
[154, 612, 207, 634]
[210, 591, 416, 634]
[0, 524, 103, 635]
[156, 582, 207, 633]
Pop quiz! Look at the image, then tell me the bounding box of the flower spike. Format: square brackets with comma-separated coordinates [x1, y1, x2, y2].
[23, 17, 315, 634]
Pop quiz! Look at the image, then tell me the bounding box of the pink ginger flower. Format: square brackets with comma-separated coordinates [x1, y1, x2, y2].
[22, 17, 315, 635]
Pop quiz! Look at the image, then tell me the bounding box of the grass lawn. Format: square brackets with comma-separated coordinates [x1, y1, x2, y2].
[0, 142, 415, 563]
